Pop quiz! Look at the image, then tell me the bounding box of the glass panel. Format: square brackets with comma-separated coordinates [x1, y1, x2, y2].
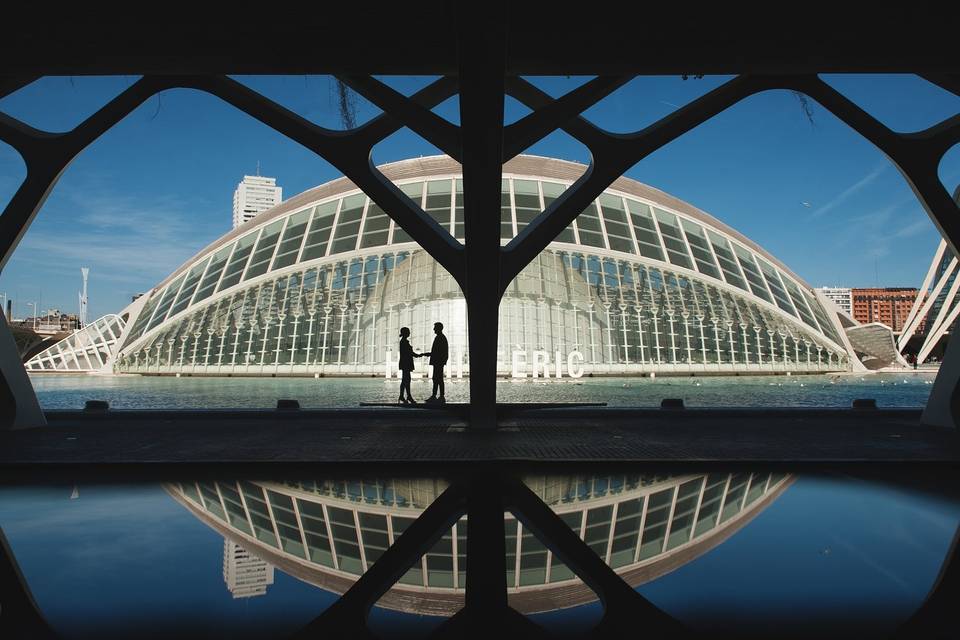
[330, 194, 366, 255]
[327, 506, 363, 574]
[732, 244, 774, 304]
[297, 499, 334, 567]
[168, 257, 210, 319]
[360, 202, 391, 249]
[453, 179, 465, 240]
[198, 482, 227, 522]
[216, 231, 260, 293]
[654, 209, 694, 269]
[694, 474, 728, 537]
[638, 488, 673, 560]
[609, 497, 644, 568]
[145, 274, 186, 332]
[240, 481, 278, 547]
[243, 219, 286, 281]
[271, 208, 312, 270]
[217, 482, 253, 536]
[584, 504, 613, 558]
[191, 244, 233, 305]
[513, 179, 541, 234]
[392, 515, 424, 585]
[518, 524, 548, 586]
[680, 219, 722, 279]
[501, 178, 514, 241]
[542, 182, 576, 243]
[424, 179, 453, 234]
[599, 194, 635, 254]
[626, 199, 665, 261]
[805, 289, 844, 344]
[782, 277, 821, 331]
[745, 473, 770, 506]
[456, 518, 467, 587]
[299, 201, 338, 261]
[180, 482, 201, 505]
[720, 473, 751, 523]
[505, 518, 518, 587]
[576, 202, 606, 249]
[426, 528, 455, 588]
[755, 256, 798, 316]
[666, 478, 703, 550]
[706, 230, 749, 291]
[267, 490, 307, 558]
[359, 512, 390, 567]
[548, 511, 583, 582]
[391, 182, 423, 244]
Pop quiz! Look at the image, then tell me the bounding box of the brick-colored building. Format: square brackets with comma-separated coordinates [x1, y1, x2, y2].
[851, 288, 923, 333]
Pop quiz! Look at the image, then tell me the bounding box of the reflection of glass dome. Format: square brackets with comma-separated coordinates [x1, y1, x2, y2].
[167, 472, 792, 615]
[29, 155, 851, 375]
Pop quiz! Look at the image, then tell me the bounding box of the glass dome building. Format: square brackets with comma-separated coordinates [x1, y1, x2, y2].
[27, 155, 854, 376]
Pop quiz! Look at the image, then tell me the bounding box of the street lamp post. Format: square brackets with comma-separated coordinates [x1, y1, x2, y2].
[27, 302, 37, 330]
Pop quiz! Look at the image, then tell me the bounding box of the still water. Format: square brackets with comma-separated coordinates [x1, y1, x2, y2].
[29, 372, 936, 409]
[0, 471, 956, 638]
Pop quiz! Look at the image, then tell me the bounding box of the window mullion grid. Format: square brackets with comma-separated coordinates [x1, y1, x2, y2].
[633, 494, 649, 564]
[354, 196, 371, 253]
[239, 227, 267, 284]
[605, 500, 618, 565]
[622, 196, 643, 256]
[688, 476, 707, 546]
[512, 518, 522, 589]
[324, 196, 346, 258]
[264, 214, 291, 275]
[291, 495, 311, 560]
[322, 503, 340, 571]
[595, 199, 611, 251]
[661, 484, 679, 554]
[234, 481, 257, 534]
[354, 508, 368, 573]
[509, 177, 518, 239]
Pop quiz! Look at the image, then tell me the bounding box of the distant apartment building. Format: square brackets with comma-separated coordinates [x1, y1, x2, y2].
[816, 287, 852, 316]
[851, 287, 921, 333]
[223, 540, 274, 599]
[232, 175, 282, 229]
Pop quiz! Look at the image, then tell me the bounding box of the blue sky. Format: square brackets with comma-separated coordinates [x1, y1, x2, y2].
[0, 75, 957, 320]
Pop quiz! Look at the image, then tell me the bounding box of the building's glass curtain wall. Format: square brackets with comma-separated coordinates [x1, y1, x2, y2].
[25, 314, 126, 371]
[168, 472, 789, 607]
[107, 160, 848, 376]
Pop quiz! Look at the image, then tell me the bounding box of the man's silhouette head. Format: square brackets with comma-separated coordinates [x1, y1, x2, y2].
[433, 322, 443, 335]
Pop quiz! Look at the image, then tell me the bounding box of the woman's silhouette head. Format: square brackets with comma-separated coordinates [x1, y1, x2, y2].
[399, 327, 410, 338]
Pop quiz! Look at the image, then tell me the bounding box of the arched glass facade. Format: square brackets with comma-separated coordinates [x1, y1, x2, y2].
[168, 472, 791, 613]
[105, 157, 850, 376]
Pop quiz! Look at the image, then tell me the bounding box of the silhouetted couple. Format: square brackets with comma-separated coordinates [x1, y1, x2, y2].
[397, 322, 448, 406]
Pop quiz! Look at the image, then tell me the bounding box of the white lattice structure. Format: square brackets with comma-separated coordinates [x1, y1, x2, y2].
[23, 314, 126, 372]
[898, 238, 959, 362]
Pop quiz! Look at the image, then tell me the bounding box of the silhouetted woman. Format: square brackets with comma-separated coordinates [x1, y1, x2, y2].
[398, 327, 421, 405]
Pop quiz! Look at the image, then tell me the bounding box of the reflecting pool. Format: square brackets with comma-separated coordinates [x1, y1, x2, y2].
[28, 372, 936, 410]
[0, 470, 956, 638]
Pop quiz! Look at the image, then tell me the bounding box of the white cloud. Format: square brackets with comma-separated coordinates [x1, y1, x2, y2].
[810, 163, 889, 219]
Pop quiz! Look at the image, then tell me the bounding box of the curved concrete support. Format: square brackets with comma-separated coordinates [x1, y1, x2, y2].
[0, 314, 44, 429]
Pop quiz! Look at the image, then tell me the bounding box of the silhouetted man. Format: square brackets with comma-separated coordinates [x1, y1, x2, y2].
[425, 322, 448, 403]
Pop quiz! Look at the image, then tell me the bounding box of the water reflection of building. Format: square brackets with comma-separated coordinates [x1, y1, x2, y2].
[167, 473, 791, 615]
[223, 540, 274, 599]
